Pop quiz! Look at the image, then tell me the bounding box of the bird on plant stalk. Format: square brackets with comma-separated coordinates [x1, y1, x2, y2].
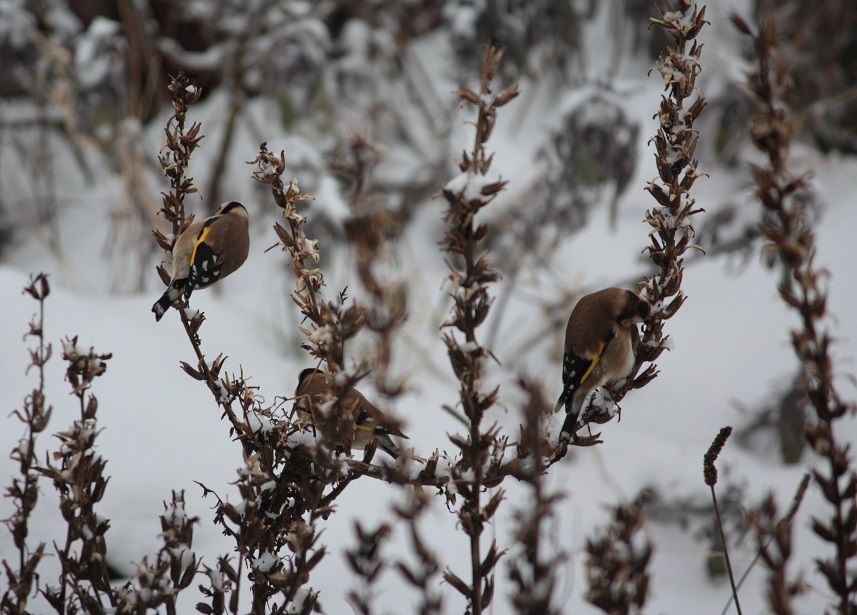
[152, 201, 250, 321]
[555, 287, 650, 442]
[293, 368, 409, 459]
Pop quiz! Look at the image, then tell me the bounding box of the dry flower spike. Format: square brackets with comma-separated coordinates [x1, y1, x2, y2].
[594, 0, 707, 424]
[737, 12, 857, 612]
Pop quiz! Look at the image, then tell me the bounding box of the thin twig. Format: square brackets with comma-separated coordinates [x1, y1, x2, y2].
[704, 426, 743, 615]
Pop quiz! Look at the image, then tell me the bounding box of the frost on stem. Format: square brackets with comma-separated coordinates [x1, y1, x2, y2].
[250, 145, 376, 464]
[119, 491, 200, 613]
[249, 144, 355, 373]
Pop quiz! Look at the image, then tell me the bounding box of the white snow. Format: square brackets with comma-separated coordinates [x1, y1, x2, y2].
[75, 17, 120, 88]
[170, 546, 196, 575]
[246, 412, 275, 434]
[252, 550, 278, 573]
[444, 170, 502, 204]
[165, 500, 188, 526]
[207, 568, 224, 590]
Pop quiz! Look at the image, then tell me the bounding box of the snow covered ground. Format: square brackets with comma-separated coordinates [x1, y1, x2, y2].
[2, 2, 856, 613]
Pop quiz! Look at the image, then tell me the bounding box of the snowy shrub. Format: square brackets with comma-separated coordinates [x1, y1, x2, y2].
[2, 2, 856, 614]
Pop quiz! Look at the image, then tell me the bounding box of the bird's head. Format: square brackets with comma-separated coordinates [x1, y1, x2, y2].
[618, 290, 651, 327]
[296, 367, 319, 394]
[218, 201, 248, 219]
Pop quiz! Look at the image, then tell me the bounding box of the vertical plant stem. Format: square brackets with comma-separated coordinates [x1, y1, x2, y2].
[440, 45, 518, 615]
[704, 426, 743, 614]
[710, 486, 743, 615]
[733, 12, 857, 610]
[2, 275, 51, 613]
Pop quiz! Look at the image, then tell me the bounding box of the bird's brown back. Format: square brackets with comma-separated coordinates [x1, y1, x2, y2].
[208, 213, 249, 278]
[565, 288, 644, 356]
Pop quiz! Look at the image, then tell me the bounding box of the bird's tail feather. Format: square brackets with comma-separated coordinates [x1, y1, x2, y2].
[559, 412, 578, 443]
[554, 391, 567, 414]
[152, 282, 186, 321]
[378, 434, 400, 459]
[557, 389, 578, 442]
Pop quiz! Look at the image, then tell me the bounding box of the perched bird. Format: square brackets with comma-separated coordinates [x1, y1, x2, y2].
[293, 368, 408, 459]
[555, 287, 650, 441]
[152, 201, 250, 321]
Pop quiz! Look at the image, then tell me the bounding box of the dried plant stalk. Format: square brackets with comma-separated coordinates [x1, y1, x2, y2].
[393, 488, 444, 615]
[336, 135, 408, 399]
[508, 380, 565, 615]
[734, 12, 857, 613]
[154, 70, 203, 241]
[151, 72, 251, 456]
[247, 141, 439, 613]
[439, 44, 518, 615]
[600, 1, 707, 420]
[1, 274, 52, 613]
[703, 426, 743, 615]
[345, 521, 390, 615]
[585, 492, 653, 614]
[249, 144, 363, 375]
[38, 337, 116, 612]
[119, 491, 200, 613]
[251, 144, 379, 467]
[153, 74, 329, 615]
[742, 475, 811, 615]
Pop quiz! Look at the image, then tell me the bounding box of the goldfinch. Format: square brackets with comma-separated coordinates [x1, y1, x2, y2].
[293, 368, 408, 459]
[152, 201, 250, 321]
[556, 288, 650, 441]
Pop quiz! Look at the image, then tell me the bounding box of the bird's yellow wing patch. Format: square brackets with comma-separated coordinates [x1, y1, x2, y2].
[189, 226, 212, 267]
[579, 339, 607, 384]
[580, 353, 601, 384]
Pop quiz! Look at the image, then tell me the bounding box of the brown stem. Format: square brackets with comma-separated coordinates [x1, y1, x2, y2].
[710, 486, 743, 615]
[177, 307, 252, 457]
[17, 292, 47, 592]
[233, 550, 244, 615]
